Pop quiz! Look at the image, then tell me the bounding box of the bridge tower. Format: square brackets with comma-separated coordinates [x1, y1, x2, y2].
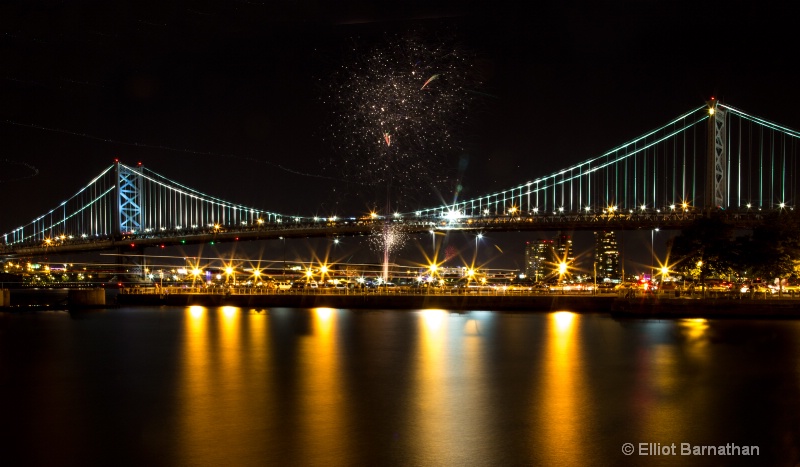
[114, 161, 144, 237]
[706, 98, 727, 209]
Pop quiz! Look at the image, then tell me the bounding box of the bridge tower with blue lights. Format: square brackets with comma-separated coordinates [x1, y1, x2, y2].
[114, 161, 144, 237]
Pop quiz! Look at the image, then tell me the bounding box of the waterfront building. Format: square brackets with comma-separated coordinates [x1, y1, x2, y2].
[593, 230, 621, 282]
[555, 232, 575, 269]
[524, 233, 574, 281]
[524, 239, 553, 281]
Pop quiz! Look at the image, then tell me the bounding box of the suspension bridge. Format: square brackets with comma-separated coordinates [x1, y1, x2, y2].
[2, 99, 799, 258]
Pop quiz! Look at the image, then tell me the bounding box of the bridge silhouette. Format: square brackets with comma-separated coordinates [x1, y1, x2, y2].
[2, 100, 799, 258]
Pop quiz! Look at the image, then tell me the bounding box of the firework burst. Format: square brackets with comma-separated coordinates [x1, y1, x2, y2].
[323, 31, 479, 211]
[368, 223, 409, 257]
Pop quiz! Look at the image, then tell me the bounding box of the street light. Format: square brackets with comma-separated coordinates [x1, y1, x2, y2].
[225, 266, 234, 284]
[475, 233, 483, 259]
[191, 268, 202, 288]
[651, 228, 659, 280]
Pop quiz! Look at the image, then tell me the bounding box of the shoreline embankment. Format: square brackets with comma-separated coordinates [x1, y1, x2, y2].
[3, 288, 800, 318]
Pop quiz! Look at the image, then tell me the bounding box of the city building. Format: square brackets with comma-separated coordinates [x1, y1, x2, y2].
[524, 239, 553, 281]
[593, 230, 621, 282]
[524, 232, 574, 281]
[555, 232, 575, 269]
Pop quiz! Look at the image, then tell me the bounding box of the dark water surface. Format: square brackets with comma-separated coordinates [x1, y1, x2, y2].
[2, 307, 799, 466]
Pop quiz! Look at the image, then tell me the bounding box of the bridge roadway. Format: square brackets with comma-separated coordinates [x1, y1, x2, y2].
[0, 210, 768, 257]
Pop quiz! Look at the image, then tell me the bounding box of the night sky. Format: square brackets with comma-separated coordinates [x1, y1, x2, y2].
[2, 1, 798, 271]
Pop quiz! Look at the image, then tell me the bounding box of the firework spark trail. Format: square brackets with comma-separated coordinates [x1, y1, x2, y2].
[1, 119, 353, 184]
[0, 159, 40, 183]
[323, 32, 478, 211]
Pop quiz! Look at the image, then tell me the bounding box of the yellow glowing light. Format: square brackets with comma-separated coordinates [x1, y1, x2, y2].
[422, 309, 446, 332]
[320, 265, 328, 274]
[225, 267, 234, 275]
[315, 307, 334, 321]
[553, 311, 575, 331]
[429, 264, 438, 273]
[681, 318, 708, 340]
[189, 306, 205, 318]
[192, 268, 202, 276]
[306, 269, 313, 278]
[708, 107, 715, 116]
[467, 269, 475, 276]
[661, 266, 669, 276]
[559, 262, 568, 275]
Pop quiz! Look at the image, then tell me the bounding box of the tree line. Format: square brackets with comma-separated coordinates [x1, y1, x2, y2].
[667, 211, 800, 283]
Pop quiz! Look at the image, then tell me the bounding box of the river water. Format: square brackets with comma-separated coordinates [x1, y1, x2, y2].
[1, 306, 799, 466]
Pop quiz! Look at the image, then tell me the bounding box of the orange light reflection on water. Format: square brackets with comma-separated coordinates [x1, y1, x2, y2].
[295, 307, 353, 466]
[414, 309, 451, 463]
[537, 312, 586, 464]
[408, 309, 493, 464]
[176, 306, 271, 465]
[634, 319, 712, 446]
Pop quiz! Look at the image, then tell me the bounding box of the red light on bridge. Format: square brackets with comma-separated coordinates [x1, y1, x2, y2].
[138, 161, 142, 166]
[130, 243, 135, 247]
[160, 244, 165, 248]
[235, 237, 239, 241]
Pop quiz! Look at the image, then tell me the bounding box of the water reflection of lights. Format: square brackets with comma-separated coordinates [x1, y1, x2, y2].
[422, 309, 447, 332]
[680, 318, 709, 341]
[299, 307, 352, 464]
[538, 311, 585, 464]
[553, 311, 575, 332]
[314, 307, 334, 321]
[189, 305, 205, 318]
[413, 308, 453, 463]
[179, 304, 273, 464]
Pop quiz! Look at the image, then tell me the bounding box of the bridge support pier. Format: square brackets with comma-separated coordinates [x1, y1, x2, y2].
[0, 289, 9, 307]
[116, 245, 148, 285]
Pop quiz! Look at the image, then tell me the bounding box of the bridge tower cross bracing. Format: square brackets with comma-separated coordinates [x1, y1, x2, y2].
[114, 161, 144, 237]
[706, 99, 727, 209]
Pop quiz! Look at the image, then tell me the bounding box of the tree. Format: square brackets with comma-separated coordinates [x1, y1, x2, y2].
[667, 216, 737, 282]
[747, 211, 800, 286]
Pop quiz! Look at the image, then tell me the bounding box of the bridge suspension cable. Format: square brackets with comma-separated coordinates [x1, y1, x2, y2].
[2, 162, 305, 247]
[413, 103, 800, 220]
[4, 102, 800, 251]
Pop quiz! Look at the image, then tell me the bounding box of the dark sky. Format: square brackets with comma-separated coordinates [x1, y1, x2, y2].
[2, 1, 798, 272]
